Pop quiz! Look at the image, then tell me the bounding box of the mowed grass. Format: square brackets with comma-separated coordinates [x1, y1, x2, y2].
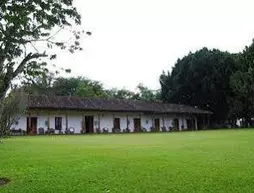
[1, 130, 254, 193]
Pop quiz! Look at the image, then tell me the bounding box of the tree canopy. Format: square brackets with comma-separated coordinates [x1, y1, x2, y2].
[22, 74, 160, 102]
[228, 41, 254, 126]
[0, 0, 83, 99]
[160, 48, 237, 123]
[0, 0, 84, 137]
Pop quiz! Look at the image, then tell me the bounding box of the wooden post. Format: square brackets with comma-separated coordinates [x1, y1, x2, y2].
[152, 114, 154, 128]
[162, 115, 165, 128]
[203, 114, 205, 130]
[112, 114, 115, 132]
[153, 114, 156, 132]
[207, 114, 210, 129]
[65, 113, 68, 130]
[98, 113, 101, 130]
[82, 115, 85, 133]
[140, 114, 142, 132]
[28, 112, 31, 134]
[47, 113, 50, 130]
[126, 113, 128, 128]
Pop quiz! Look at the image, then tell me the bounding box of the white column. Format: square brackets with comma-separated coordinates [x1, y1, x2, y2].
[179, 118, 182, 131]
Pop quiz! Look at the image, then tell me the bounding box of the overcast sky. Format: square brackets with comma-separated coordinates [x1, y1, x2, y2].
[55, 0, 254, 91]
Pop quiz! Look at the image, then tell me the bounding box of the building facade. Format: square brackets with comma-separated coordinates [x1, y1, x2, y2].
[11, 95, 212, 134]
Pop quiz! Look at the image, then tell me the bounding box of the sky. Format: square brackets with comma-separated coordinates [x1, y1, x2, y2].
[55, 0, 254, 91]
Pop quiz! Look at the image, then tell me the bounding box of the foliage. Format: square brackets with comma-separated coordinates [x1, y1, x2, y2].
[22, 75, 161, 101]
[160, 48, 237, 123]
[0, 0, 83, 127]
[51, 76, 106, 97]
[22, 72, 56, 96]
[105, 88, 136, 99]
[75, 79, 106, 97]
[133, 83, 160, 102]
[229, 41, 254, 125]
[1, 130, 254, 192]
[52, 77, 82, 96]
[105, 84, 160, 101]
[0, 89, 26, 139]
[51, 77, 78, 96]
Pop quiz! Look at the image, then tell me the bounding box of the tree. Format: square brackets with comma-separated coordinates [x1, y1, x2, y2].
[135, 83, 160, 102]
[22, 74, 160, 101]
[51, 77, 106, 97]
[229, 69, 254, 126]
[0, 0, 84, 137]
[75, 79, 106, 97]
[229, 41, 254, 126]
[52, 77, 81, 96]
[0, 89, 26, 141]
[160, 48, 237, 124]
[105, 84, 160, 101]
[105, 88, 136, 100]
[22, 71, 56, 96]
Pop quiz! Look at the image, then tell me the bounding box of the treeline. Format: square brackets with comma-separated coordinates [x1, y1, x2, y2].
[22, 75, 160, 102]
[160, 40, 254, 127]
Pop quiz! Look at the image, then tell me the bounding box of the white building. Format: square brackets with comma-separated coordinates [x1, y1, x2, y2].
[11, 95, 212, 135]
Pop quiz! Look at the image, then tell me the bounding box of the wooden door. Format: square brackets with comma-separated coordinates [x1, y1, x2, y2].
[55, 117, 62, 131]
[114, 118, 120, 129]
[85, 116, 94, 133]
[134, 118, 141, 132]
[27, 117, 37, 135]
[173, 118, 179, 131]
[154, 118, 160, 132]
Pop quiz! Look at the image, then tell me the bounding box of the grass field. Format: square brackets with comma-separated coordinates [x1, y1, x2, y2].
[0, 130, 254, 193]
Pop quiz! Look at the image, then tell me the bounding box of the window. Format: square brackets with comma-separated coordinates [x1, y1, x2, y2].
[55, 117, 62, 130]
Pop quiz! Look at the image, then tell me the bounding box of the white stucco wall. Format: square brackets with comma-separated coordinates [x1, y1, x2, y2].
[11, 116, 26, 131]
[11, 110, 198, 134]
[100, 113, 114, 132]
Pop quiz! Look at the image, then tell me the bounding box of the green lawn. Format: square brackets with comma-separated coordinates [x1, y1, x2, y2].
[0, 130, 254, 193]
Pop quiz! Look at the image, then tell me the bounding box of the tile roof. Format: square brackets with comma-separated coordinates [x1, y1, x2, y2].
[27, 95, 212, 115]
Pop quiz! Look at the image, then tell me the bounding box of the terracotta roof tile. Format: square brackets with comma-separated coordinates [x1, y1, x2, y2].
[27, 95, 212, 114]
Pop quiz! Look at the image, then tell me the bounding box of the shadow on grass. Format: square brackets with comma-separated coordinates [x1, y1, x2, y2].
[0, 177, 11, 186]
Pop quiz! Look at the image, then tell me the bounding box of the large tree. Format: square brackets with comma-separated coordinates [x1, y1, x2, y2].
[105, 84, 160, 101]
[0, 0, 84, 136]
[75, 78, 106, 97]
[52, 77, 105, 97]
[105, 88, 136, 100]
[24, 76, 107, 97]
[133, 83, 160, 102]
[229, 41, 254, 126]
[52, 77, 82, 96]
[160, 48, 237, 123]
[0, 89, 26, 141]
[24, 74, 161, 101]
